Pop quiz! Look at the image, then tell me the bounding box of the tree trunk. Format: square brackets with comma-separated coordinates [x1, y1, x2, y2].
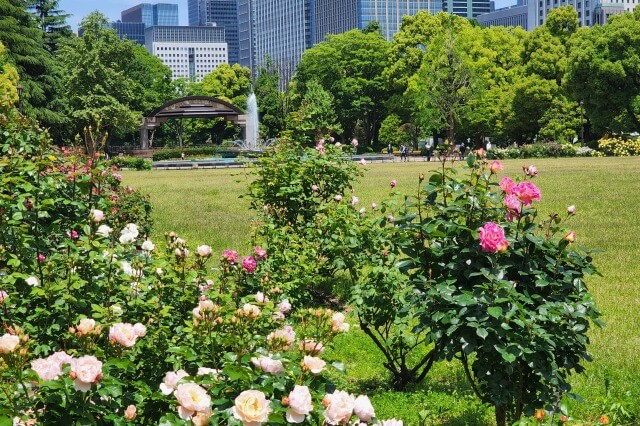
[447, 113, 455, 145]
[495, 405, 507, 426]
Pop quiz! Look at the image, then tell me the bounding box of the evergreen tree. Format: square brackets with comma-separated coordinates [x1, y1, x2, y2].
[255, 57, 285, 139]
[28, 0, 72, 55]
[0, 0, 66, 137]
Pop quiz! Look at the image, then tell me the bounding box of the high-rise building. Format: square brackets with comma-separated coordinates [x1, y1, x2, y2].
[442, 0, 491, 18]
[122, 3, 179, 27]
[527, 0, 638, 29]
[237, 0, 255, 69]
[145, 26, 228, 82]
[477, 0, 528, 29]
[110, 22, 147, 45]
[188, 0, 240, 65]
[245, 0, 313, 85]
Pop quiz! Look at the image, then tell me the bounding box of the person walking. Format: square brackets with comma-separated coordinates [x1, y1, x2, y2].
[400, 144, 407, 162]
[387, 143, 392, 155]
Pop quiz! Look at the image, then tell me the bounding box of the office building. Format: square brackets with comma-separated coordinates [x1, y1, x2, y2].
[122, 3, 179, 27]
[145, 26, 228, 82]
[477, 0, 528, 29]
[188, 0, 240, 65]
[237, 0, 256, 69]
[110, 22, 147, 45]
[527, 0, 637, 28]
[443, 0, 491, 18]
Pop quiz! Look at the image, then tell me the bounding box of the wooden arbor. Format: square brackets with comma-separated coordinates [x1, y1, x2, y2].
[139, 96, 250, 148]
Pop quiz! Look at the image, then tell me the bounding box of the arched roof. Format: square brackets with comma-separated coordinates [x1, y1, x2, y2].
[147, 96, 244, 119]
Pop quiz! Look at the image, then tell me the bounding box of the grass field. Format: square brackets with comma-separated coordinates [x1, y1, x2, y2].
[122, 157, 640, 424]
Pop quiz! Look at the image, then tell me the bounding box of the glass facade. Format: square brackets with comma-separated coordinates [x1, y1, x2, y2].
[476, 4, 528, 29]
[188, 0, 240, 65]
[121, 3, 179, 27]
[110, 22, 147, 45]
[237, 0, 256, 69]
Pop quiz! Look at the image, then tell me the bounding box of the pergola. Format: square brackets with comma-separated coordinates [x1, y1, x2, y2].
[139, 96, 250, 148]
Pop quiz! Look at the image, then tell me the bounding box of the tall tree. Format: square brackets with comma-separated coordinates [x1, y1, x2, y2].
[287, 79, 341, 142]
[0, 41, 19, 111]
[58, 12, 141, 154]
[410, 19, 482, 145]
[196, 63, 252, 108]
[566, 9, 640, 134]
[254, 57, 285, 139]
[0, 0, 65, 133]
[295, 28, 391, 147]
[28, 0, 72, 54]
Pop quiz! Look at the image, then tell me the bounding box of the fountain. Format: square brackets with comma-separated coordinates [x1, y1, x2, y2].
[235, 93, 276, 151]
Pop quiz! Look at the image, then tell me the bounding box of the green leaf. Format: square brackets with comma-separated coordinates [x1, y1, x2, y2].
[487, 306, 503, 319]
[476, 328, 488, 339]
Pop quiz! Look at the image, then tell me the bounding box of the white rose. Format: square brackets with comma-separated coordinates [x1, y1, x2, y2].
[119, 232, 135, 245]
[286, 385, 313, 423]
[323, 390, 355, 425]
[302, 356, 326, 375]
[353, 395, 375, 422]
[26, 276, 39, 287]
[0, 334, 20, 354]
[96, 224, 113, 237]
[141, 240, 155, 252]
[89, 209, 104, 223]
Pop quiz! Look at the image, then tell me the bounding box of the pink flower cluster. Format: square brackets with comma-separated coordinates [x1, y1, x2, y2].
[322, 390, 375, 425]
[499, 178, 541, 206]
[479, 222, 509, 253]
[31, 351, 73, 381]
[109, 322, 146, 347]
[221, 249, 238, 264]
[70, 355, 103, 392]
[242, 256, 257, 273]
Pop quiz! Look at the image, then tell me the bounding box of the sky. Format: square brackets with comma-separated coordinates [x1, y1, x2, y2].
[58, 0, 514, 33]
[59, 0, 189, 31]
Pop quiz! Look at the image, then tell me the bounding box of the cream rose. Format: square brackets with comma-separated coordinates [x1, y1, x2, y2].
[124, 405, 137, 421]
[286, 385, 313, 423]
[96, 224, 112, 237]
[77, 318, 97, 336]
[298, 339, 325, 355]
[0, 333, 20, 354]
[175, 383, 211, 420]
[141, 240, 155, 252]
[109, 323, 138, 347]
[70, 355, 103, 392]
[196, 245, 212, 257]
[381, 419, 404, 426]
[323, 390, 355, 425]
[302, 356, 326, 375]
[25, 276, 39, 287]
[133, 323, 147, 337]
[233, 390, 272, 425]
[353, 395, 375, 422]
[90, 209, 104, 223]
[159, 369, 189, 395]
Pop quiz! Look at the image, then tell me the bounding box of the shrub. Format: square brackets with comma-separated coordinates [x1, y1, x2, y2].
[597, 136, 640, 156]
[487, 143, 578, 159]
[107, 155, 152, 170]
[152, 147, 243, 161]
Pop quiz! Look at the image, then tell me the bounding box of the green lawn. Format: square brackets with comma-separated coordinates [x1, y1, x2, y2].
[122, 157, 640, 424]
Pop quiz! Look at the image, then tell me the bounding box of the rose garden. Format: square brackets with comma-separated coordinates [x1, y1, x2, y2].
[2, 4, 640, 424]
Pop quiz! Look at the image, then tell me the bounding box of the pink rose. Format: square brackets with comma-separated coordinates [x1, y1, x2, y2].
[302, 355, 326, 375]
[76, 318, 97, 336]
[279, 299, 291, 313]
[504, 194, 522, 222]
[242, 256, 257, 273]
[286, 385, 313, 423]
[222, 250, 238, 264]
[109, 323, 139, 347]
[251, 356, 285, 374]
[32, 357, 63, 381]
[133, 323, 147, 337]
[160, 369, 189, 395]
[490, 160, 504, 174]
[334, 194, 342, 202]
[351, 196, 359, 206]
[70, 355, 103, 392]
[89, 209, 104, 223]
[175, 383, 211, 420]
[499, 177, 516, 194]
[254, 246, 267, 259]
[390, 180, 396, 188]
[526, 165, 538, 177]
[331, 312, 350, 333]
[0, 290, 7, 304]
[360, 159, 367, 166]
[351, 138, 358, 147]
[254, 292, 269, 304]
[193, 299, 217, 320]
[124, 405, 137, 421]
[311, 184, 319, 191]
[354, 395, 376, 422]
[387, 215, 395, 223]
[567, 205, 576, 215]
[299, 339, 325, 355]
[513, 181, 541, 206]
[242, 303, 261, 318]
[48, 351, 73, 368]
[267, 327, 296, 349]
[382, 420, 404, 426]
[233, 390, 272, 425]
[478, 222, 509, 253]
[323, 390, 355, 425]
[371, 203, 377, 210]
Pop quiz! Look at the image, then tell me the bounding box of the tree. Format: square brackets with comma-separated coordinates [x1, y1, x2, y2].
[28, 0, 72, 54]
[128, 44, 175, 115]
[295, 28, 391, 147]
[410, 20, 482, 145]
[0, 0, 65, 134]
[378, 114, 406, 149]
[197, 63, 252, 109]
[287, 79, 341, 142]
[58, 12, 141, 154]
[566, 10, 640, 134]
[0, 41, 19, 111]
[254, 57, 285, 139]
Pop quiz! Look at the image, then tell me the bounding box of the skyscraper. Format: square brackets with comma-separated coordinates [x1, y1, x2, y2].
[442, 0, 491, 19]
[188, 0, 240, 65]
[314, 1, 443, 43]
[121, 3, 179, 27]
